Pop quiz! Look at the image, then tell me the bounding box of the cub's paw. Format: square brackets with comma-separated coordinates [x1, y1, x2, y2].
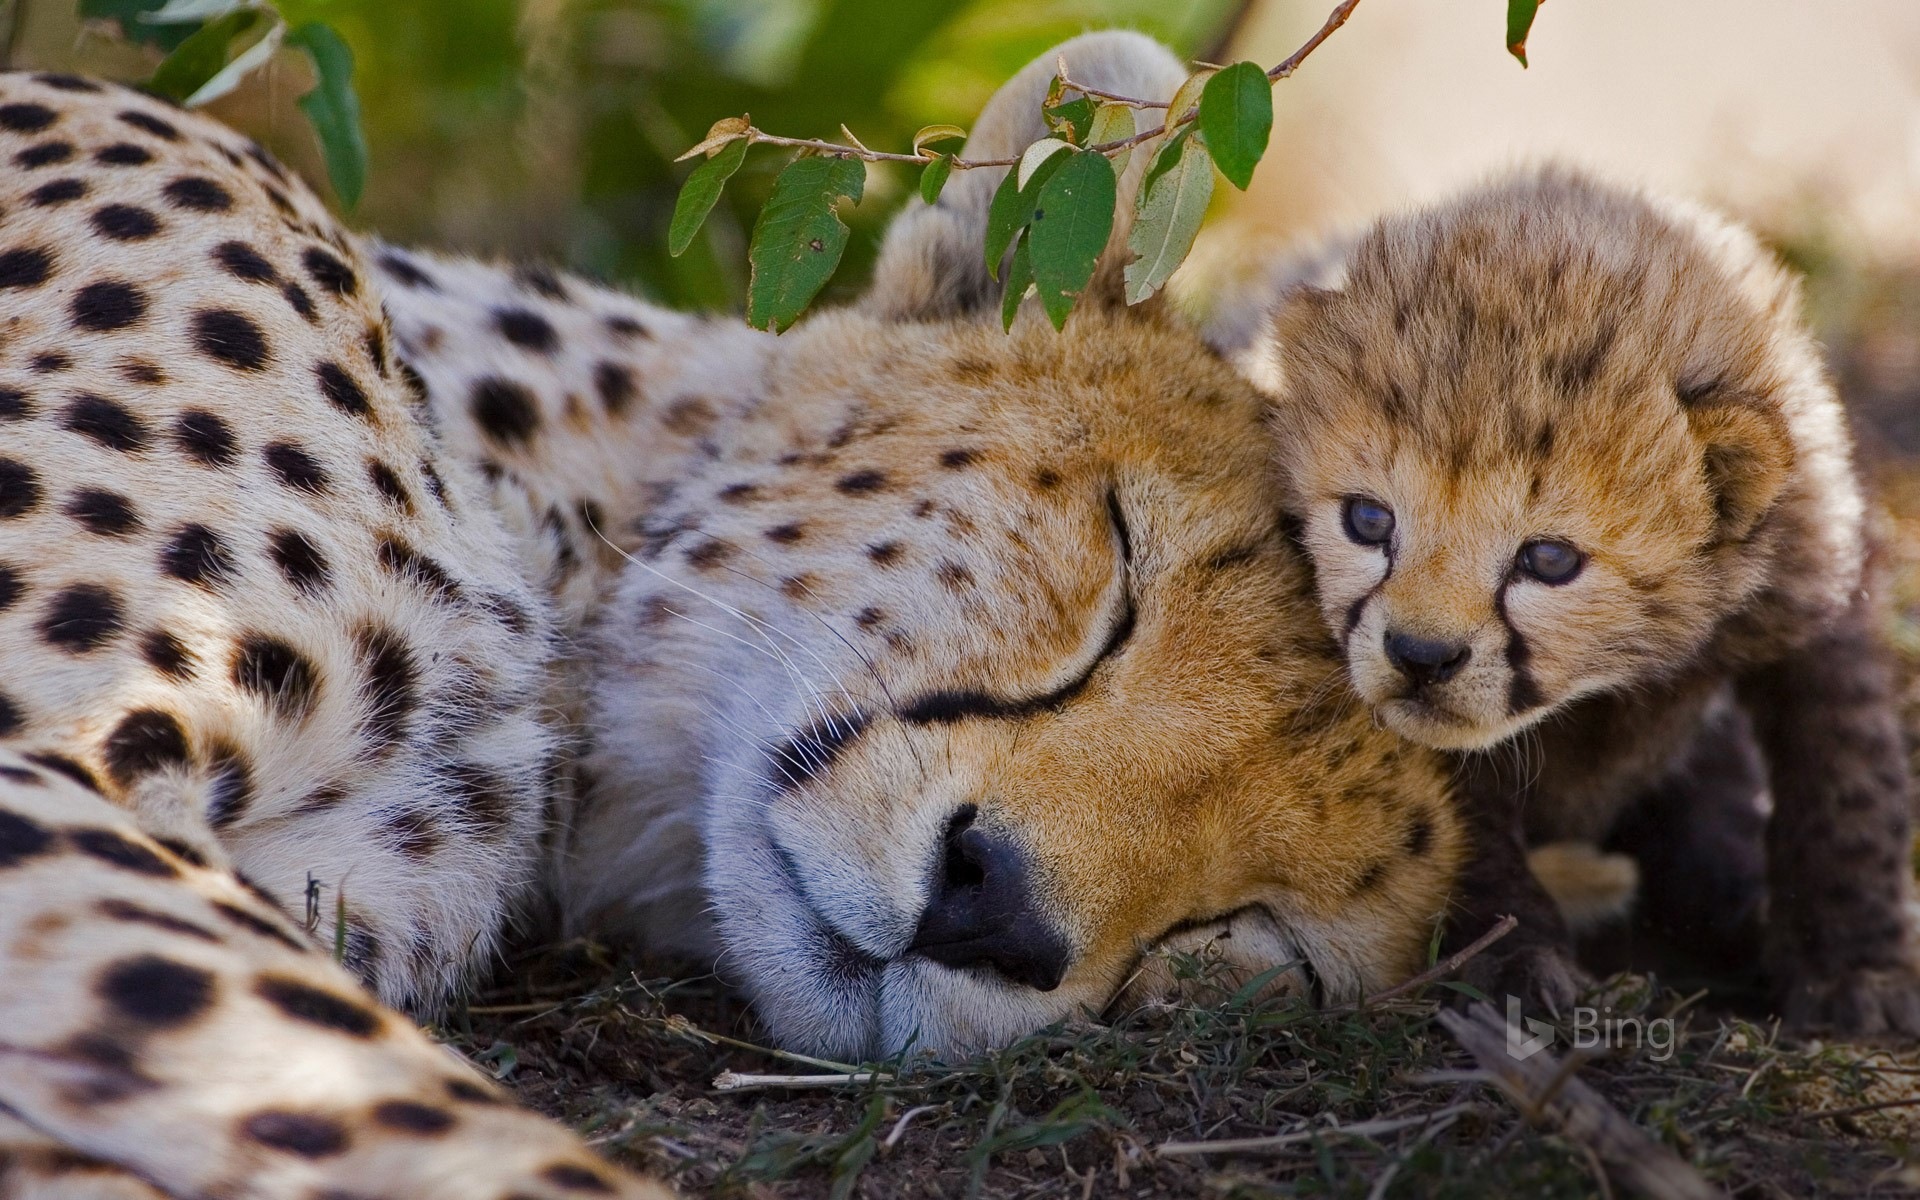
[1780, 963, 1920, 1036]
[1458, 935, 1586, 1019]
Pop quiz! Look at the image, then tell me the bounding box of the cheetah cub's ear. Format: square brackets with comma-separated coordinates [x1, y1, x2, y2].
[862, 30, 1186, 322]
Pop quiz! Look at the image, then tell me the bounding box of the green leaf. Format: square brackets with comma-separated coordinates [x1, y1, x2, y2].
[1124, 129, 1213, 304]
[918, 152, 953, 206]
[747, 156, 866, 333]
[668, 135, 748, 258]
[1087, 103, 1135, 175]
[1198, 61, 1272, 191]
[1044, 95, 1096, 145]
[1027, 150, 1116, 329]
[911, 124, 967, 155]
[983, 148, 1070, 280]
[1001, 235, 1032, 331]
[147, 8, 264, 102]
[80, 0, 200, 51]
[285, 23, 367, 209]
[1142, 124, 1195, 195]
[1166, 67, 1216, 125]
[1506, 0, 1541, 66]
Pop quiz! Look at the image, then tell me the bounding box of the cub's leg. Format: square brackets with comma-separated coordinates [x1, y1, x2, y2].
[0, 750, 669, 1200]
[1739, 589, 1920, 1034]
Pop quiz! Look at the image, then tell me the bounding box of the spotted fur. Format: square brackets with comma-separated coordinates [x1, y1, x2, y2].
[0, 35, 1465, 1192]
[1247, 166, 1920, 1031]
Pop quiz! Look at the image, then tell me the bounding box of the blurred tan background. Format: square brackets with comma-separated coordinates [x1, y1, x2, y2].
[1202, 0, 1920, 284]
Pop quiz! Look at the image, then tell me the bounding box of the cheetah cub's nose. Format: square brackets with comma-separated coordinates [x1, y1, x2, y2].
[1385, 631, 1472, 688]
[909, 806, 1072, 992]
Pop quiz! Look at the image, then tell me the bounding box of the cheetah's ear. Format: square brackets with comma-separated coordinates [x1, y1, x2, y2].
[1687, 400, 1793, 546]
[860, 30, 1187, 323]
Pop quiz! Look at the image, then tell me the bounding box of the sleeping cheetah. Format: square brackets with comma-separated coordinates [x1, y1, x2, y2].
[0, 33, 1465, 1194]
[1240, 166, 1920, 1032]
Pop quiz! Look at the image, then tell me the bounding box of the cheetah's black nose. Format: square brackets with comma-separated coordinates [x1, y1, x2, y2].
[1385, 631, 1472, 688]
[908, 807, 1071, 992]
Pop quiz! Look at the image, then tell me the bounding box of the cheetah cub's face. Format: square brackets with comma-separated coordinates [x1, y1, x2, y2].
[1261, 169, 1812, 751]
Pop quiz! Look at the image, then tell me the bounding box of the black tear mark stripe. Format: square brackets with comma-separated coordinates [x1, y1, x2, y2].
[766, 710, 873, 792]
[1494, 580, 1541, 715]
[1342, 538, 1395, 644]
[901, 490, 1135, 724]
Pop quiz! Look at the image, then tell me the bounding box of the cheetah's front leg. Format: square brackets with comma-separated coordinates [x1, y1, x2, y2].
[0, 750, 670, 1200]
[1740, 589, 1920, 1035]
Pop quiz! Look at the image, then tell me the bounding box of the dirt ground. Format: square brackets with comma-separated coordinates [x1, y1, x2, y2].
[446, 243, 1920, 1199]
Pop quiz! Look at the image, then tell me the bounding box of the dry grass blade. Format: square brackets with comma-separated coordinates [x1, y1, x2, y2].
[1440, 1004, 1721, 1200]
[1156, 1102, 1477, 1157]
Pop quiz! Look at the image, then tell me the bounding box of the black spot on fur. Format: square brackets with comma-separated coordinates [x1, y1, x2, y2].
[141, 629, 195, 680]
[268, 528, 331, 594]
[97, 955, 213, 1027]
[117, 110, 179, 141]
[40, 583, 123, 652]
[0, 809, 54, 867]
[192, 308, 271, 371]
[163, 176, 233, 212]
[34, 73, 101, 91]
[0, 102, 57, 132]
[0, 561, 19, 611]
[606, 314, 649, 339]
[71, 279, 147, 331]
[542, 1163, 616, 1193]
[24, 752, 100, 792]
[0, 388, 28, 421]
[72, 827, 174, 876]
[765, 522, 804, 544]
[373, 1100, 456, 1135]
[495, 307, 559, 353]
[867, 541, 903, 566]
[365, 460, 413, 512]
[212, 900, 305, 951]
[214, 240, 276, 282]
[255, 974, 382, 1038]
[103, 709, 192, 787]
[0, 692, 18, 738]
[0, 246, 52, 288]
[94, 142, 152, 166]
[153, 837, 207, 868]
[375, 251, 436, 290]
[376, 535, 461, 601]
[232, 636, 319, 718]
[356, 624, 417, 751]
[837, 470, 887, 494]
[514, 264, 567, 300]
[161, 523, 237, 589]
[1405, 816, 1434, 858]
[470, 377, 540, 446]
[91, 203, 160, 240]
[28, 177, 85, 205]
[588, 362, 635, 416]
[282, 281, 315, 320]
[315, 360, 370, 418]
[32, 350, 69, 373]
[264, 441, 329, 493]
[13, 139, 71, 167]
[173, 409, 236, 466]
[240, 1110, 349, 1158]
[64, 487, 139, 533]
[204, 741, 253, 828]
[97, 899, 219, 942]
[64, 394, 148, 451]
[445, 761, 514, 838]
[385, 810, 440, 859]
[939, 448, 978, 469]
[0, 458, 42, 518]
[302, 246, 357, 296]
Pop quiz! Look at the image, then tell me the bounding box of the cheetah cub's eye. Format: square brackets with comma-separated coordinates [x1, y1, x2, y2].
[1342, 496, 1395, 547]
[1517, 539, 1584, 585]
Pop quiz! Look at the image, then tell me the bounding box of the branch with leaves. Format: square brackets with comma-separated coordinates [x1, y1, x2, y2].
[79, 0, 366, 206]
[672, 0, 1545, 334]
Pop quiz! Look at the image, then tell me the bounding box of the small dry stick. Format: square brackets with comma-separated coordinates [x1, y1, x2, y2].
[1157, 1103, 1477, 1157]
[710, 1070, 881, 1093]
[676, 0, 1364, 170]
[1334, 914, 1519, 1012]
[1440, 1004, 1721, 1200]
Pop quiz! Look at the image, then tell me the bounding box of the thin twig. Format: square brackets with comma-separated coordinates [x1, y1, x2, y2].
[653, 1012, 864, 1074]
[1791, 1094, 1920, 1126]
[679, 0, 1363, 172]
[1335, 914, 1519, 1012]
[711, 1070, 882, 1093]
[1157, 1103, 1477, 1157]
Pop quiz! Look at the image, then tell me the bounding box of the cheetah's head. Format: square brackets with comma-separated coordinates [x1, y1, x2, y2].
[570, 33, 1463, 1060]
[1256, 166, 1855, 752]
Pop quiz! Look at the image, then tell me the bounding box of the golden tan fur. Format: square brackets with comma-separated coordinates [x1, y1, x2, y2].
[1249, 166, 1920, 1029]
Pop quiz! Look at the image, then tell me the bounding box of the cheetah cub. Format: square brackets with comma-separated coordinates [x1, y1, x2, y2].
[1241, 166, 1920, 1032]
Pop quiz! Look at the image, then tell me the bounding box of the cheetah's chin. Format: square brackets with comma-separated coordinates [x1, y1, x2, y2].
[1376, 696, 1521, 753]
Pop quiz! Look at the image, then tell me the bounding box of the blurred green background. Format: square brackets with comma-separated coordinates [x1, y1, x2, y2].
[5, 0, 1243, 309]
